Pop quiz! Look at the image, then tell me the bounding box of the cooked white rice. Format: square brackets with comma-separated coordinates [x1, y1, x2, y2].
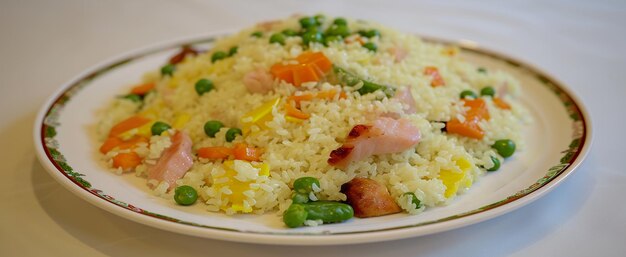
[96, 15, 529, 217]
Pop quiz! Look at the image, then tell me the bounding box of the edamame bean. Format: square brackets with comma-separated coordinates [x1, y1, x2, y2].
[293, 177, 320, 195]
[283, 203, 308, 228]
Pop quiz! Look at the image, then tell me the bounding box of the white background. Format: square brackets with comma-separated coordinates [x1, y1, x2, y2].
[1, 0, 625, 256]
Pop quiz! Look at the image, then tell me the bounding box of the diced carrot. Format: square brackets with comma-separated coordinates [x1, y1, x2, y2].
[117, 136, 149, 150]
[270, 63, 296, 84]
[130, 82, 155, 95]
[296, 52, 332, 74]
[424, 66, 445, 87]
[316, 89, 347, 100]
[463, 98, 490, 120]
[446, 117, 484, 139]
[233, 143, 262, 162]
[112, 152, 142, 171]
[99, 136, 148, 154]
[99, 137, 124, 154]
[108, 116, 151, 137]
[292, 64, 319, 86]
[285, 100, 311, 119]
[288, 93, 315, 107]
[493, 98, 511, 110]
[197, 146, 234, 160]
[446, 99, 490, 139]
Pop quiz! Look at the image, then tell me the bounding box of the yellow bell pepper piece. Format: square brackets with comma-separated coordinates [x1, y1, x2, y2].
[439, 157, 473, 198]
[240, 97, 281, 134]
[173, 113, 191, 129]
[215, 160, 270, 213]
[285, 116, 305, 123]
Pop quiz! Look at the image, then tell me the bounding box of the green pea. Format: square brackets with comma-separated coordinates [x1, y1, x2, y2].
[160, 64, 175, 76]
[403, 192, 422, 208]
[460, 90, 477, 99]
[251, 31, 263, 38]
[359, 29, 381, 38]
[122, 94, 142, 103]
[324, 35, 342, 45]
[480, 86, 496, 97]
[228, 46, 238, 56]
[302, 31, 324, 46]
[269, 33, 286, 45]
[304, 201, 354, 224]
[477, 67, 487, 73]
[299, 16, 317, 28]
[151, 121, 171, 136]
[292, 192, 310, 204]
[211, 51, 228, 63]
[333, 17, 347, 26]
[325, 24, 350, 37]
[195, 78, 214, 96]
[282, 29, 298, 37]
[203, 120, 224, 137]
[174, 185, 198, 206]
[283, 203, 308, 228]
[225, 128, 242, 142]
[293, 177, 321, 195]
[363, 42, 377, 52]
[487, 156, 501, 172]
[492, 139, 516, 158]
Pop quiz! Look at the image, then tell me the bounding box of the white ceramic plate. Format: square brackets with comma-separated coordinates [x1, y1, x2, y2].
[34, 33, 592, 245]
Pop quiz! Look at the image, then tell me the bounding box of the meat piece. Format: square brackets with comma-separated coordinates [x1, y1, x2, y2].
[243, 68, 274, 94]
[328, 117, 421, 168]
[257, 20, 282, 31]
[148, 131, 194, 190]
[388, 46, 409, 63]
[394, 87, 417, 114]
[168, 46, 199, 65]
[341, 177, 401, 218]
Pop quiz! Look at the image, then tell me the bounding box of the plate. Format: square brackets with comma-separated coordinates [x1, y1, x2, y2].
[34, 33, 592, 245]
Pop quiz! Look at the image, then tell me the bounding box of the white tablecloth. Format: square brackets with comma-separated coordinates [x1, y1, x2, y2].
[1, 0, 624, 256]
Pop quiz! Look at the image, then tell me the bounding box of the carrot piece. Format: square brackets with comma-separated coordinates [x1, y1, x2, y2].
[296, 52, 332, 74]
[270, 63, 295, 84]
[100, 136, 148, 154]
[99, 137, 124, 154]
[424, 66, 445, 87]
[446, 117, 484, 139]
[112, 152, 142, 170]
[197, 146, 233, 160]
[315, 89, 347, 100]
[493, 98, 511, 110]
[288, 93, 314, 108]
[130, 82, 155, 95]
[233, 143, 262, 162]
[285, 100, 311, 119]
[292, 64, 319, 86]
[108, 116, 151, 137]
[446, 99, 490, 139]
[463, 98, 490, 120]
[117, 136, 149, 150]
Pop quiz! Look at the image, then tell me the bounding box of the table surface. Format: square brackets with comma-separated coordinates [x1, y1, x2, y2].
[2, 0, 625, 256]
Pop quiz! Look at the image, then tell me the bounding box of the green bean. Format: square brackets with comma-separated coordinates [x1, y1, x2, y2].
[122, 94, 142, 103]
[293, 177, 320, 195]
[283, 203, 308, 228]
[333, 66, 394, 96]
[292, 192, 310, 204]
[282, 201, 354, 228]
[302, 201, 354, 224]
[403, 192, 422, 208]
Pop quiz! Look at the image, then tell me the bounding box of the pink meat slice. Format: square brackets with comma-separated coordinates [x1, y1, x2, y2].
[394, 87, 417, 114]
[148, 131, 194, 190]
[243, 68, 274, 94]
[328, 117, 421, 168]
[388, 46, 409, 63]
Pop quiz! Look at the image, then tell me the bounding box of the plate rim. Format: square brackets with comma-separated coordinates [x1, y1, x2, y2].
[33, 32, 593, 245]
